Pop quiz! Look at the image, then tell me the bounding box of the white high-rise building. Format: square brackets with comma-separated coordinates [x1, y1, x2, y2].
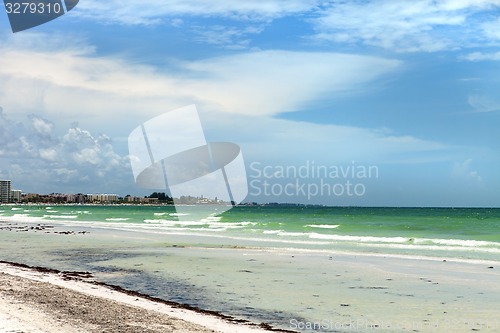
[11, 190, 22, 202]
[0, 180, 12, 203]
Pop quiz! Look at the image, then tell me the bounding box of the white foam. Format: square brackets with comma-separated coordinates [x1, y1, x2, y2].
[277, 232, 311, 237]
[308, 233, 409, 243]
[2, 214, 45, 223]
[306, 224, 340, 229]
[143, 219, 207, 227]
[414, 238, 499, 248]
[200, 216, 222, 222]
[105, 218, 130, 222]
[366, 242, 500, 254]
[43, 215, 78, 219]
[263, 230, 283, 235]
[75, 211, 91, 215]
[154, 212, 166, 216]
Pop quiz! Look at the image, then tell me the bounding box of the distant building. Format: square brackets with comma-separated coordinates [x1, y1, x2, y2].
[0, 180, 11, 203]
[10, 190, 22, 202]
[86, 193, 119, 203]
[124, 195, 142, 203]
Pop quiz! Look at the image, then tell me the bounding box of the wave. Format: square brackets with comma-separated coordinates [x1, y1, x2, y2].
[43, 215, 78, 219]
[269, 231, 500, 249]
[142, 219, 256, 230]
[3, 214, 46, 223]
[200, 216, 222, 222]
[144, 219, 207, 227]
[308, 233, 409, 243]
[413, 238, 499, 248]
[263, 230, 283, 235]
[305, 224, 340, 229]
[105, 218, 130, 222]
[365, 243, 500, 254]
[74, 210, 91, 215]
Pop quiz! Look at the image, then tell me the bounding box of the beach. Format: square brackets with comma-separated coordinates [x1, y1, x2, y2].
[0, 262, 276, 333]
[1, 253, 499, 333]
[1, 205, 500, 332]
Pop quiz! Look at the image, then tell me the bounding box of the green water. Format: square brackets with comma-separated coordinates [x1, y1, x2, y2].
[1, 205, 500, 260]
[1, 204, 500, 332]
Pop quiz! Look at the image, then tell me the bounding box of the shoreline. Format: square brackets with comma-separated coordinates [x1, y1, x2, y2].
[2, 215, 500, 332]
[0, 261, 292, 333]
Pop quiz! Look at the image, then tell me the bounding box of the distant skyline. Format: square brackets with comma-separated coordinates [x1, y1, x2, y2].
[1, 1, 500, 207]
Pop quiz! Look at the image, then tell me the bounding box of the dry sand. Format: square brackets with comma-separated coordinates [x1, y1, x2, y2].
[0, 262, 280, 333]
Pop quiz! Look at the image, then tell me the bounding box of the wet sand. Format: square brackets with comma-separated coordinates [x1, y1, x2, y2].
[0, 262, 280, 333]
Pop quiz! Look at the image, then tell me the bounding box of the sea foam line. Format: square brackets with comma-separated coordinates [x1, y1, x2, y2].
[305, 224, 340, 229]
[43, 215, 78, 219]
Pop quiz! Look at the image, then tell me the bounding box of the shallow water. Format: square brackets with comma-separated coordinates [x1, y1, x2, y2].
[1, 205, 500, 332]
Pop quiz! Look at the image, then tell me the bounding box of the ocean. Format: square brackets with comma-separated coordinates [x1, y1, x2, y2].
[1, 205, 500, 332]
[2, 205, 499, 261]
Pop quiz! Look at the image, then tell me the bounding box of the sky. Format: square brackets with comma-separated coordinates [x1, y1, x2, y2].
[0, 0, 500, 207]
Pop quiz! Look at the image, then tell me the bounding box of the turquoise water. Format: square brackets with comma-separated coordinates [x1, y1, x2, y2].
[1, 204, 500, 332]
[1, 205, 499, 261]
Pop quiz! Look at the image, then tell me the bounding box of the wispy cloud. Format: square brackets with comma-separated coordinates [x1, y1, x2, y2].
[468, 94, 500, 112]
[310, 0, 500, 52]
[0, 33, 401, 123]
[202, 112, 451, 166]
[452, 158, 483, 184]
[461, 51, 500, 61]
[192, 24, 265, 50]
[75, 0, 319, 25]
[61, 0, 500, 52]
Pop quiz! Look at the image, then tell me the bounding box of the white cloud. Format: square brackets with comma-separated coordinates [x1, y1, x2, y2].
[0, 37, 401, 124]
[39, 148, 58, 162]
[29, 115, 54, 138]
[452, 159, 483, 183]
[468, 94, 500, 112]
[201, 111, 450, 167]
[183, 51, 401, 116]
[193, 24, 265, 50]
[0, 111, 130, 193]
[310, 0, 500, 52]
[481, 17, 500, 40]
[461, 51, 500, 61]
[75, 0, 319, 25]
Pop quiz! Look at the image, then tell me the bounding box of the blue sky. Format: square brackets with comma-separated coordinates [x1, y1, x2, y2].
[0, 0, 499, 206]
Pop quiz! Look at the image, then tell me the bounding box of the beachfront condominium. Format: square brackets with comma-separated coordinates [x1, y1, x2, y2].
[11, 190, 22, 202]
[0, 180, 11, 203]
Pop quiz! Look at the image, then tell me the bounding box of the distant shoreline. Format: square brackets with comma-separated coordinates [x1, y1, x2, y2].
[2, 202, 500, 209]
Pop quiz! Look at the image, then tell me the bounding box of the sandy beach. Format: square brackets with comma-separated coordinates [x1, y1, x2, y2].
[0, 262, 278, 333]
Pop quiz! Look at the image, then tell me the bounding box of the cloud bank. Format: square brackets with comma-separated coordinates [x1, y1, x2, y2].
[0, 109, 130, 194]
